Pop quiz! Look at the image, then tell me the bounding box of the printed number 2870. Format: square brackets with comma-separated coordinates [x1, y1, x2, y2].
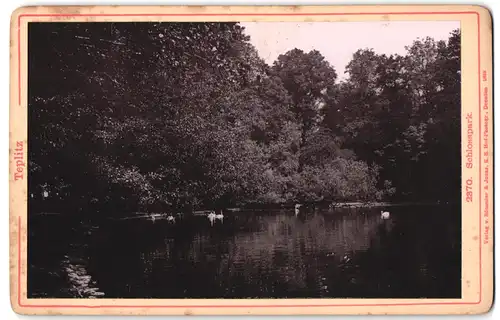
[466, 178, 473, 202]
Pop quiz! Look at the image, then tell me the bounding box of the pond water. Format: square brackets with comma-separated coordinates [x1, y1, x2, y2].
[28, 205, 461, 299]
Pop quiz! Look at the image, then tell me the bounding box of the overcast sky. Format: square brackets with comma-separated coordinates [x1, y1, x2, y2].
[241, 21, 460, 80]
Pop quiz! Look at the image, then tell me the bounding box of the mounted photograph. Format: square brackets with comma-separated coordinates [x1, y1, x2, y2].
[10, 5, 493, 316]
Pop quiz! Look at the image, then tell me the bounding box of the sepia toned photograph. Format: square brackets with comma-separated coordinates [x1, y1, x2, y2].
[9, 5, 493, 316]
[27, 19, 462, 300]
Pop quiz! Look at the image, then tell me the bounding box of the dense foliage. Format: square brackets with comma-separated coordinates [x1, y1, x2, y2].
[28, 23, 460, 215]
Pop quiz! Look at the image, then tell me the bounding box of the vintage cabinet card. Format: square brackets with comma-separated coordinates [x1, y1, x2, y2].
[9, 5, 493, 315]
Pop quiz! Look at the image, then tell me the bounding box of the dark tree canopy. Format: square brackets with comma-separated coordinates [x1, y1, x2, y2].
[28, 22, 461, 217]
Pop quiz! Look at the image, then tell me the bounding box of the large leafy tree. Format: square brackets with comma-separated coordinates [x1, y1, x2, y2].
[29, 22, 271, 213]
[323, 29, 460, 202]
[272, 49, 337, 171]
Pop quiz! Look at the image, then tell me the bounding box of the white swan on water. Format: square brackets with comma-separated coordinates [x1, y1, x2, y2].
[381, 211, 390, 219]
[215, 211, 224, 220]
[295, 204, 302, 216]
[207, 211, 224, 225]
[207, 211, 216, 225]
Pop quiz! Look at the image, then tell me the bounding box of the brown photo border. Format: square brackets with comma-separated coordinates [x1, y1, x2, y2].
[9, 5, 494, 315]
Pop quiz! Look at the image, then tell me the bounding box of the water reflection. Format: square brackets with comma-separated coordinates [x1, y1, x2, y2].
[61, 257, 104, 298]
[28, 205, 460, 299]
